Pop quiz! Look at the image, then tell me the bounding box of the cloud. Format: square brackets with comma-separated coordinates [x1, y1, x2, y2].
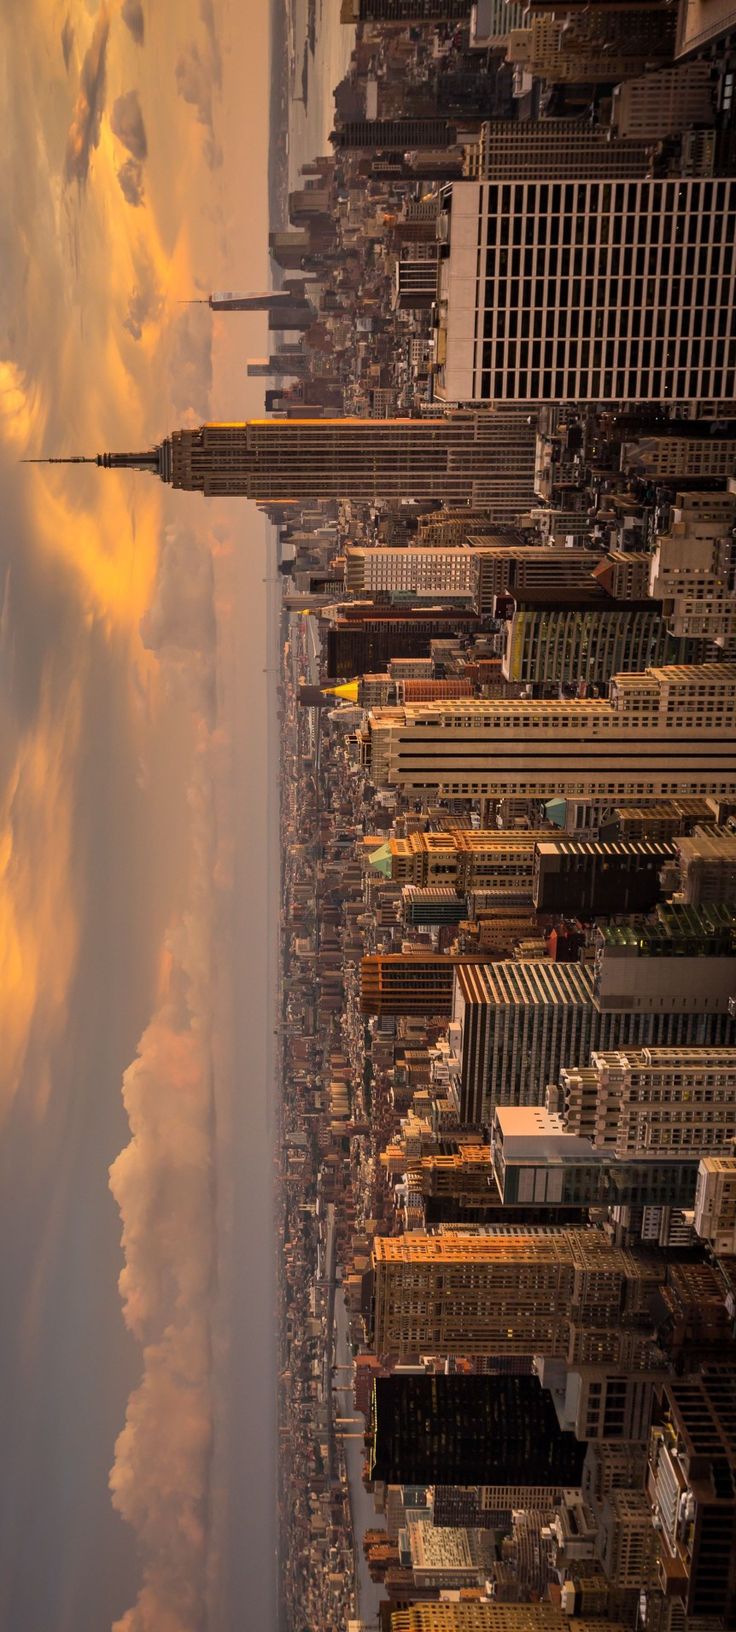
[175, 12, 222, 169]
[111, 90, 148, 161]
[61, 16, 74, 70]
[175, 42, 213, 130]
[199, 0, 222, 86]
[140, 530, 216, 716]
[123, 253, 162, 339]
[121, 0, 145, 44]
[117, 157, 145, 208]
[64, 7, 109, 183]
[167, 310, 212, 422]
[141, 531, 215, 657]
[109, 747, 216, 1632]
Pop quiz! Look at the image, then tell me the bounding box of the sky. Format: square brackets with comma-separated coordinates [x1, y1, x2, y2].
[0, 3, 277, 1629]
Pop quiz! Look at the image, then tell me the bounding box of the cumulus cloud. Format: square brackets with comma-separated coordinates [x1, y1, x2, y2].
[121, 0, 145, 44]
[64, 7, 109, 182]
[167, 309, 212, 422]
[118, 156, 145, 208]
[109, 745, 216, 1632]
[111, 89, 148, 161]
[61, 16, 74, 70]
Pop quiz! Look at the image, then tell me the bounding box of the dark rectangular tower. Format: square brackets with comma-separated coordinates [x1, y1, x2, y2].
[370, 1373, 587, 1486]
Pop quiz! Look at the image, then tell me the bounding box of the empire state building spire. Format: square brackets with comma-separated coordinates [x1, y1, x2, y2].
[23, 445, 172, 478]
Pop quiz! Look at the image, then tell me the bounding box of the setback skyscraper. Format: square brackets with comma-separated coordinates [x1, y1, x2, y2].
[50, 412, 538, 515]
[359, 664, 736, 801]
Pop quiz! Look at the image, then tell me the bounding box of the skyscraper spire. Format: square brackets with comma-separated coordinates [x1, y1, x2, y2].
[22, 446, 171, 478]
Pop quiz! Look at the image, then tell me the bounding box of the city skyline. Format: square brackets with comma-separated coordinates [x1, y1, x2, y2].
[6, 1, 736, 1631]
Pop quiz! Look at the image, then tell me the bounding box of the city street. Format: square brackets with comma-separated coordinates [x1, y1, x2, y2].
[334, 1290, 384, 1628]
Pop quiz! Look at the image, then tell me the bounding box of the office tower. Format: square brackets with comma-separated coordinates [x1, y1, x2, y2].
[395, 253, 441, 310]
[532, 837, 675, 916]
[596, 1489, 659, 1590]
[402, 1142, 494, 1202]
[470, 544, 602, 613]
[360, 953, 480, 1016]
[648, 1368, 736, 1624]
[610, 61, 715, 140]
[390, 1609, 628, 1632]
[436, 178, 736, 404]
[358, 664, 736, 802]
[57, 411, 538, 512]
[674, 827, 736, 905]
[582, 1442, 648, 1505]
[388, 829, 543, 898]
[693, 1157, 736, 1253]
[648, 490, 736, 646]
[369, 1373, 586, 1486]
[402, 885, 467, 925]
[193, 289, 309, 313]
[492, 1105, 700, 1214]
[500, 591, 687, 686]
[621, 425, 736, 480]
[325, 607, 482, 678]
[369, 1227, 662, 1361]
[559, 1047, 736, 1157]
[506, 10, 676, 83]
[345, 544, 478, 601]
[463, 120, 652, 181]
[340, 0, 472, 17]
[595, 551, 652, 602]
[430, 1486, 513, 1528]
[331, 118, 460, 150]
[593, 904, 736, 1015]
[453, 963, 735, 1124]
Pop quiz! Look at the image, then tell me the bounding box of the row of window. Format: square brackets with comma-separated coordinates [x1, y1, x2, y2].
[480, 368, 736, 400]
[488, 304, 733, 343]
[488, 215, 732, 256]
[484, 268, 733, 312]
[483, 181, 732, 215]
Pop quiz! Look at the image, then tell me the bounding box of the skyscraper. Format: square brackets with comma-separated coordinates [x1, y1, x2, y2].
[340, 0, 472, 17]
[331, 118, 460, 150]
[358, 664, 736, 801]
[360, 953, 483, 1016]
[369, 1373, 586, 1486]
[64, 411, 538, 513]
[557, 1047, 736, 1157]
[436, 177, 736, 404]
[390, 1610, 628, 1632]
[370, 1228, 662, 1361]
[452, 962, 735, 1124]
[500, 591, 693, 687]
[463, 120, 653, 180]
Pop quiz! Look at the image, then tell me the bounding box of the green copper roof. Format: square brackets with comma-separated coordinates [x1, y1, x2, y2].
[368, 843, 393, 877]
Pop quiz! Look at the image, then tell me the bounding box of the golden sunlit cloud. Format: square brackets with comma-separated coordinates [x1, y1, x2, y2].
[0, 674, 83, 1123]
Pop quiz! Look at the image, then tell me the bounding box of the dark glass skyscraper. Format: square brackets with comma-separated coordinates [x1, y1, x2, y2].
[369, 1374, 587, 1486]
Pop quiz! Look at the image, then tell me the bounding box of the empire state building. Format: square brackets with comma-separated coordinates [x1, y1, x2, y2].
[42, 411, 537, 518]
